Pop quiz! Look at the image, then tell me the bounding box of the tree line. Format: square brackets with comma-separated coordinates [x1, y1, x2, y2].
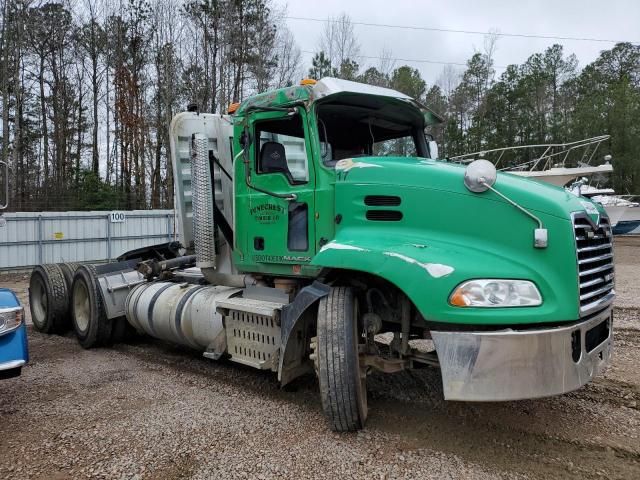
[309, 17, 639, 195]
[1, 0, 301, 211]
[1, 4, 638, 212]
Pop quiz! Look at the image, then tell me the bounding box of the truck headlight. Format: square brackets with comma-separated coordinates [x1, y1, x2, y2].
[0, 307, 24, 335]
[449, 280, 542, 307]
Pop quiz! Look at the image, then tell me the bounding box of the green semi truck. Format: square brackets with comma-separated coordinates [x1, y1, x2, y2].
[29, 77, 614, 431]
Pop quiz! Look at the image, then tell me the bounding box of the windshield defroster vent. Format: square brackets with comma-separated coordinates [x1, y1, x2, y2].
[364, 195, 401, 207]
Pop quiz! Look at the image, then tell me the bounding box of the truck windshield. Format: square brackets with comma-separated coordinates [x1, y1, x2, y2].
[316, 99, 426, 167]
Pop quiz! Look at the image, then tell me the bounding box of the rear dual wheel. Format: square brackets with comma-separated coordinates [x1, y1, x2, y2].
[71, 264, 113, 349]
[71, 264, 132, 348]
[317, 286, 368, 431]
[29, 264, 69, 334]
[59, 262, 82, 291]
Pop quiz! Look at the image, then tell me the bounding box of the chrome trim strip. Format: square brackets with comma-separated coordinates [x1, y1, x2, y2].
[575, 234, 608, 241]
[578, 252, 613, 265]
[577, 243, 612, 253]
[579, 264, 614, 277]
[580, 277, 607, 289]
[580, 292, 615, 316]
[580, 283, 615, 301]
[432, 306, 613, 401]
[0, 359, 26, 371]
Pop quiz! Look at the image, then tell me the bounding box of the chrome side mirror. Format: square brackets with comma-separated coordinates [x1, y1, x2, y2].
[464, 159, 497, 193]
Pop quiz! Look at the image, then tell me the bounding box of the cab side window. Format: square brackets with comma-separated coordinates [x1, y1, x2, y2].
[256, 115, 309, 184]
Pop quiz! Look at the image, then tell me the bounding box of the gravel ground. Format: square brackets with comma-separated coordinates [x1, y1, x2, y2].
[0, 238, 639, 479]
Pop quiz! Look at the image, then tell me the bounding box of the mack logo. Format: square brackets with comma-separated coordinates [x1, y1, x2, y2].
[253, 255, 311, 263]
[580, 200, 600, 225]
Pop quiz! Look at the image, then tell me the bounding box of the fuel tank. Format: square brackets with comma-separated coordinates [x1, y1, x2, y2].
[125, 282, 240, 351]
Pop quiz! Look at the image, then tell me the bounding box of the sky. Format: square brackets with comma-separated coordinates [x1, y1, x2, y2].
[281, 0, 640, 85]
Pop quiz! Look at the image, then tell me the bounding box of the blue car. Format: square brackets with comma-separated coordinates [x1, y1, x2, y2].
[0, 288, 29, 379]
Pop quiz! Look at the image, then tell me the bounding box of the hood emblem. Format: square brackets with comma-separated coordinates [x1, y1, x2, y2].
[580, 200, 600, 227]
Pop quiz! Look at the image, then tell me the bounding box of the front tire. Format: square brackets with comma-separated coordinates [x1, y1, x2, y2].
[317, 286, 368, 431]
[71, 264, 112, 349]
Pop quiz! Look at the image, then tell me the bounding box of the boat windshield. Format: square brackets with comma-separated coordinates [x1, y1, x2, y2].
[315, 98, 429, 167]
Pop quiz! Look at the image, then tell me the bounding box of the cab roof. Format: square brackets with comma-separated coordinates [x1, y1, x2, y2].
[236, 77, 443, 125]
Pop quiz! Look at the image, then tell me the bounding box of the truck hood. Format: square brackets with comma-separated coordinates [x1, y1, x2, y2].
[334, 156, 604, 221]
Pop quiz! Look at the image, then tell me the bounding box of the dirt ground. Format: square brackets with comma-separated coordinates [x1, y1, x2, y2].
[0, 239, 638, 479]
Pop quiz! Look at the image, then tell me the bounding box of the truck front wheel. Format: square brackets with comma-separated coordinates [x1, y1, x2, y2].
[317, 286, 368, 431]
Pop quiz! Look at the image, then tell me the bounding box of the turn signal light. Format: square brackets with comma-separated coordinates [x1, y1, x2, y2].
[300, 78, 317, 86]
[227, 103, 240, 114]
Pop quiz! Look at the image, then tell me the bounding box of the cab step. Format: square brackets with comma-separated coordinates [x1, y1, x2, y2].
[216, 297, 286, 370]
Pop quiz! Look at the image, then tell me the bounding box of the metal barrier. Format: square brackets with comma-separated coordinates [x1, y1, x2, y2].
[0, 210, 175, 269]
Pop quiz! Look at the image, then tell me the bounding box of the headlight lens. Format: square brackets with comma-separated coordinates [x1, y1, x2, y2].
[0, 307, 24, 335]
[449, 280, 542, 307]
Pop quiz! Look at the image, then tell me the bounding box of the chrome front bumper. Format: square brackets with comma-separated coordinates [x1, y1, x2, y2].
[431, 306, 613, 401]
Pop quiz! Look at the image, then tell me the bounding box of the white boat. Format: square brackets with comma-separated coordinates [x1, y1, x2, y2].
[450, 135, 613, 188]
[580, 186, 640, 228]
[509, 164, 613, 187]
[448, 136, 639, 228]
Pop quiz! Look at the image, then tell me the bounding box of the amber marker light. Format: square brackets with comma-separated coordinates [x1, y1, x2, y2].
[449, 290, 470, 307]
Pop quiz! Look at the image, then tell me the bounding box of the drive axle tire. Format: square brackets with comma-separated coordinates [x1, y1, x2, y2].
[71, 264, 112, 349]
[317, 286, 368, 431]
[59, 262, 83, 291]
[29, 264, 70, 334]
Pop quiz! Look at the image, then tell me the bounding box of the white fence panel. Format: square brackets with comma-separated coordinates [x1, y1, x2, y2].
[0, 210, 175, 269]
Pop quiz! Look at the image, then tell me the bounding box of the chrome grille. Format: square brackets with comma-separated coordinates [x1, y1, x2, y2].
[573, 213, 615, 315]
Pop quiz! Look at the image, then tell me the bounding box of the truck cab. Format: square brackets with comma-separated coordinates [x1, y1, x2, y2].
[32, 77, 614, 432]
[171, 77, 614, 423]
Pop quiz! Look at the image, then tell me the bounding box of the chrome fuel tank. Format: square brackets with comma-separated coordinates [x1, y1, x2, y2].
[125, 282, 240, 352]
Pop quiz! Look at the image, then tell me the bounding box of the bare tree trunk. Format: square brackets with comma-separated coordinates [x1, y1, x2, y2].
[38, 57, 49, 192]
[11, 2, 24, 209]
[0, 0, 9, 177]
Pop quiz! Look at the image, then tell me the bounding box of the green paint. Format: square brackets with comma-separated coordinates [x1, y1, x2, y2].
[230, 84, 605, 325]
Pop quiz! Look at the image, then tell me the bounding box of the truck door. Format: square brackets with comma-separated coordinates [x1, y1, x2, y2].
[236, 108, 316, 271]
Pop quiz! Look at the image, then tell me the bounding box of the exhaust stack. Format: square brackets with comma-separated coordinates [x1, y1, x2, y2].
[190, 132, 257, 288]
[190, 133, 217, 269]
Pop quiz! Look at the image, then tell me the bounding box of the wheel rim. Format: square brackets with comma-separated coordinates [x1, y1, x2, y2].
[73, 280, 90, 334]
[353, 297, 368, 421]
[30, 274, 48, 328]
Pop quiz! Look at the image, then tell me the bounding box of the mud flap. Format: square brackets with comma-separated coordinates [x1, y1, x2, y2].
[278, 281, 330, 385]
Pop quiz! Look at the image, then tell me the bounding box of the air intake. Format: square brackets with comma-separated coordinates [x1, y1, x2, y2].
[366, 210, 403, 221]
[364, 195, 401, 206]
[572, 213, 614, 316]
